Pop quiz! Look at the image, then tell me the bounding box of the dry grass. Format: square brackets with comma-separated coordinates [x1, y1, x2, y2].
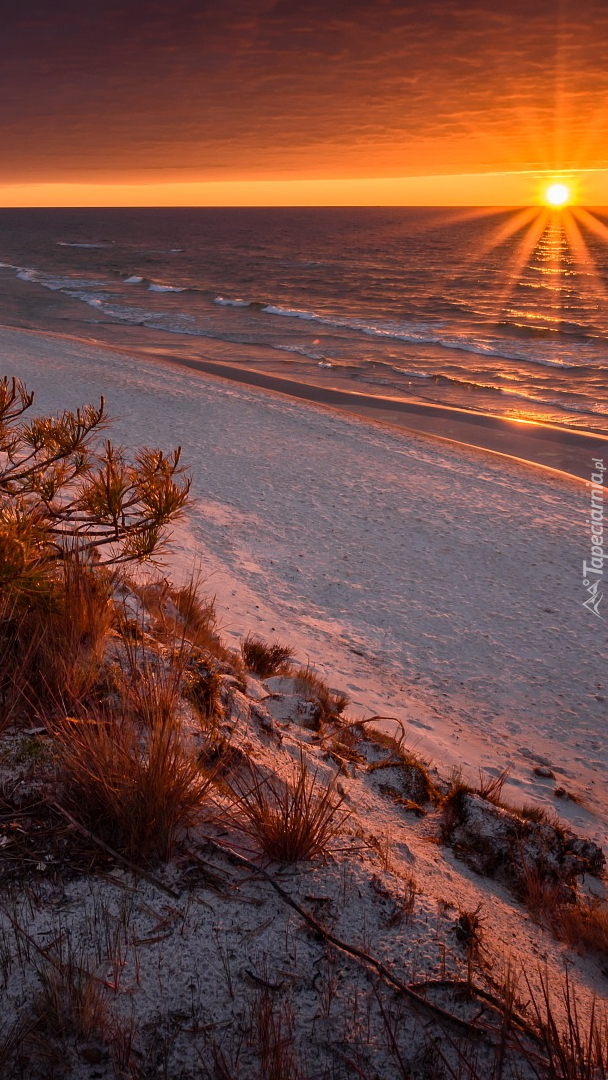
[184, 659, 224, 728]
[115, 634, 185, 729]
[362, 730, 440, 807]
[56, 709, 213, 860]
[241, 634, 294, 679]
[248, 989, 305, 1080]
[227, 753, 348, 862]
[134, 572, 238, 669]
[0, 555, 116, 727]
[476, 766, 510, 804]
[35, 955, 109, 1043]
[55, 649, 216, 860]
[292, 666, 349, 728]
[523, 966, 608, 1079]
[556, 898, 608, 960]
[524, 867, 608, 962]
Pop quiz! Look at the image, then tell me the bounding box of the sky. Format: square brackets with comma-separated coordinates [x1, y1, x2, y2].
[2, 0, 608, 205]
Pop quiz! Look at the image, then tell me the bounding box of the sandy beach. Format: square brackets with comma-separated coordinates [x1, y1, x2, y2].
[1, 265, 608, 483]
[3, 323, 606, 851]
[2, 322, 608, 1076]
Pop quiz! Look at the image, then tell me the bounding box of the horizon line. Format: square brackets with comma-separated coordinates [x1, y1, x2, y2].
[1, 169, 608, 208]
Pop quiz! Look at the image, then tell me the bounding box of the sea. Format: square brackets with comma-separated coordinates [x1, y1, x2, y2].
[1, 205, 608, 433]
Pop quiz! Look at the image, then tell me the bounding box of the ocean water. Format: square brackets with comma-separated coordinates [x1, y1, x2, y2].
[1, 206, 608, 432]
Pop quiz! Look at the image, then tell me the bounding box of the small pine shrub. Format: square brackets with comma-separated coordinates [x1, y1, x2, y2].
[0, 376, 191, 727]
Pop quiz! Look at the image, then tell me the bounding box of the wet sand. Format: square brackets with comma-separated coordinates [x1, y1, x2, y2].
[1, 267, 607, 481]
[130, 350, 608, 483]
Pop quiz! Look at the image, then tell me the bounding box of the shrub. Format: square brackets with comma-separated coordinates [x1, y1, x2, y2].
[227, 753, 347, 862]
[0, 376, 190, 570]
[0, 376, 191, 726]
[241, 634, 294, 679]
[56, 649, 215, 860]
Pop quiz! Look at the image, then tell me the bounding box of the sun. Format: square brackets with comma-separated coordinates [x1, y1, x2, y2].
[545, 182, 571, 208]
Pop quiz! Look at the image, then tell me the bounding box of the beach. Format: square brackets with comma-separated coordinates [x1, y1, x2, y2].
[2, 321, 608, 1076]
[3, 323, 606, 853]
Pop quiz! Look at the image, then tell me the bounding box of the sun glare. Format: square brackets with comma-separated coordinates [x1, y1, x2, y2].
[545, 182, 570, 208]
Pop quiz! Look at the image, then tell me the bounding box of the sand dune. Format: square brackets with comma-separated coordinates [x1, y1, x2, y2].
[3, 324, 606, 853]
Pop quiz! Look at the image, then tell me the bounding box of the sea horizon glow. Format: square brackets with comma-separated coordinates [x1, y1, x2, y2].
[0, 169, 606, 208]
[4, 3, 608, 207]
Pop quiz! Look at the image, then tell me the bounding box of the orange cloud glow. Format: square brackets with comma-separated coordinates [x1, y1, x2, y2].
[2, 2, 608, 205]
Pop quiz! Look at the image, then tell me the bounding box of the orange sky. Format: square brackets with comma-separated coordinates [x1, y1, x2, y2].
[3, 1, 608, 206]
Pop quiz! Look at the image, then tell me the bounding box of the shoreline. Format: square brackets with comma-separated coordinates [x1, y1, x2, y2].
[127, 349, 608, 484]
[0, 266, 607, 483]
[3, 318, 607, 483]
[4, 322, 607, 857]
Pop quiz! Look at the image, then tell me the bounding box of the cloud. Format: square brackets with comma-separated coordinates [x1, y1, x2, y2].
[2, 0, 608, 181]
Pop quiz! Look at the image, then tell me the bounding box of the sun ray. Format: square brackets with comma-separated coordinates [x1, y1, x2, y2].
[560, 210, 608, 302]
[478, 206, 541, 253]
[492, 209, 551, 318]
[421, 206, 543, 325]
[572, 206, 608, 244]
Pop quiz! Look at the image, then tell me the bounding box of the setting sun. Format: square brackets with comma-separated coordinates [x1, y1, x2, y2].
[545, 182, 571, 208]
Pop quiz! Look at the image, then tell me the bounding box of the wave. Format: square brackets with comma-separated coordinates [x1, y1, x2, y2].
[213, 296, 606, 371]
[57, 242, 113, 249]
[8, 265, 608, 426]
[214, 296, 250, 308]
[269, 343, 326, 361]
[214, 296, 267, 309]
[12, 266, 608, 377]
[391, 367, 433, 379]
[378, 368, 608, 419]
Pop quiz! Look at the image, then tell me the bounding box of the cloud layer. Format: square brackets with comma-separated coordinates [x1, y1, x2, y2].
[3, 0, 608, 182]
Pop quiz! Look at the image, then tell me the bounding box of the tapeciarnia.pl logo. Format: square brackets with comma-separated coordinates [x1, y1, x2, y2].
[582, 458, 605, 619]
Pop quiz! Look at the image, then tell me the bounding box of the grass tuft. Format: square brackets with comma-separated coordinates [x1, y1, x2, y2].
[55, 649, 215, 860]
[0, 555, 116, 727]
[292, 666, 349, 727]
[523, 966, 608, 1079]
[227, 753, 348, 862]
[241, 634, 294, 679]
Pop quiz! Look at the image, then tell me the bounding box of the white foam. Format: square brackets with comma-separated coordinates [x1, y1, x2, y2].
[263, 304, 316, 320]
[148, 283, 186, 293]
[16, 269, 40, 283]
[125, 275, 144, 284]
[214, 296, 250, 307]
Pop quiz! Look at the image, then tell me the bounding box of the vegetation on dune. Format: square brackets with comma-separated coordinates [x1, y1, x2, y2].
[225, 752, 348, 863]
[0, 376, 191, 726]
[241, 633, 294, 679]
[1, 378, 608, 1078]
[0, 375, 190, 570]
